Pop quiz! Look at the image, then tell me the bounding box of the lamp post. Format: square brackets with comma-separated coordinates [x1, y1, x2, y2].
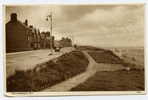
[46, 11, 53, 55]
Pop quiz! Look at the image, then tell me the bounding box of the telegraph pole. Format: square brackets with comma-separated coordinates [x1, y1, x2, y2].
[50, 11, 53, 54]
[46, 10, 53, 55]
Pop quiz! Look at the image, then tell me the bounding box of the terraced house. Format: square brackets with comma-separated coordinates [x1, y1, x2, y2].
[6, 13, 53, 52]
[6, 13, 32, 52]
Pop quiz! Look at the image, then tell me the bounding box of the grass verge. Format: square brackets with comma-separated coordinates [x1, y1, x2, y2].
[71, 46, 144, 91]
[71, 69, 144, 91]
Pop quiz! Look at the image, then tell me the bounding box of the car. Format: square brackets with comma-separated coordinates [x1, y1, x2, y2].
[54, 47, 60, 52]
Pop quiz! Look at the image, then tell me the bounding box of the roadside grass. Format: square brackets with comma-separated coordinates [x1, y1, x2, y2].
[7, 50, 88, 92]
[71, 69, 144, 91]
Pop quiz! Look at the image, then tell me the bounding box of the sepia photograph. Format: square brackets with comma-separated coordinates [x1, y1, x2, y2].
[4, 4, 145, 96]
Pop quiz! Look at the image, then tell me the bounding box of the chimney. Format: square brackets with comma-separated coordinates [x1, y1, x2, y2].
[24, 19, 28, 26]
[11, 13, 17, 22]
[29, 25, 33, 28]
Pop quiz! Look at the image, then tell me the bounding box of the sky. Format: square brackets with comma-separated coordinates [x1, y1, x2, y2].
[5, 4, 144, 47]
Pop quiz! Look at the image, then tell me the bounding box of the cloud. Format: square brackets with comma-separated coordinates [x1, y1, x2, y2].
[60, 5, 117, 21]
[6, 4, 144, 47]
[58, 5, 144, 47]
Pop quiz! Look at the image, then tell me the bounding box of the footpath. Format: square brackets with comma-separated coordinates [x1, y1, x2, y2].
[42, 51, 125, 92]
[42, 51, 99, 92]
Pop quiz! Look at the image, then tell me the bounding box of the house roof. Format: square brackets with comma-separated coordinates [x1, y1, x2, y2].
[6, 20, 30, 30]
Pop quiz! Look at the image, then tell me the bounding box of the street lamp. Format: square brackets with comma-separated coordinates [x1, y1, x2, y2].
[46, 11, 53, 55]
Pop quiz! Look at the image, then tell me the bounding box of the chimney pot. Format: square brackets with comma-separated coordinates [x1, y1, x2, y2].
[11, 13, 17, 22]
[25, 19, 28, 26]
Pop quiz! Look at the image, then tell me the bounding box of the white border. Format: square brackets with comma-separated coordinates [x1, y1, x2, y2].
[0, 0, 148, 99]
[3, 3, 147, 96]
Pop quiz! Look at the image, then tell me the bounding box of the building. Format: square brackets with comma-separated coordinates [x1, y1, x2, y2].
[40, 32, 47, 48]
[59, 37, 72, 47]
[6, 13, 56, 52]
[40, 31, 54, 49]
[6, 13, 32, 52]
[27, 26, 41, 49]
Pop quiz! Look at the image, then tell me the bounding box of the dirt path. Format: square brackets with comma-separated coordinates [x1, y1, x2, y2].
[42, 51, 98, 92]
[42, 51, 125, 92]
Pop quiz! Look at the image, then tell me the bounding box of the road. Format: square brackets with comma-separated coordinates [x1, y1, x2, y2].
[6, 47, 74, 78]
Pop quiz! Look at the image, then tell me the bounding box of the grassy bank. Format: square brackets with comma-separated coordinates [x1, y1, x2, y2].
[71, 69, 144, 91]
[77, 45, 105, 51]
[88, 50, 124, 64]
[85, 47, 140, 69]
[7, 50, 88, 92]
[77, 45, 124, 64]
[71, 46, 144, 91]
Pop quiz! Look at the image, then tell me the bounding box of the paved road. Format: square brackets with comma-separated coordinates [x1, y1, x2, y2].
[6, 47, 74, 78]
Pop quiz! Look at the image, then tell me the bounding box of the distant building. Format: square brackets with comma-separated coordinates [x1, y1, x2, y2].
[59, 37, 72, 47]
[45, 31, 51, 48]
[6, 13, 32, 52]
[36, 29, 41, 49]
[54, 40, 60, 48]
[40, 31, 55, 49]
[40, 32, 48, 48]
